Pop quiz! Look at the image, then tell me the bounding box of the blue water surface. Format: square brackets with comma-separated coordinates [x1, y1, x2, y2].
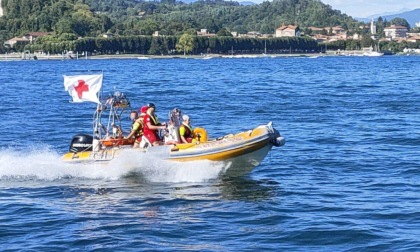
[0, 55, 419, 251]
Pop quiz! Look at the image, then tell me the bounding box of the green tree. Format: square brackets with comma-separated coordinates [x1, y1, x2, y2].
[54, 18, 74, 35]
[216, 27, 232, 36]
[176, 33, 194, 55]
[376, 16, 385, 37]
[148, 36, 168, 55]
[360, 35, 373, 48]
[390, 17, 410, 30]
[137, 19, 160, 35]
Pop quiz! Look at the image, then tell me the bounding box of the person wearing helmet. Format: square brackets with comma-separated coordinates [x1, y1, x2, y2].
[140, 105, 148, 115]
[179, 114, 195, 144]
[143, 103, 166, 146]
[126, 106, 148, 148]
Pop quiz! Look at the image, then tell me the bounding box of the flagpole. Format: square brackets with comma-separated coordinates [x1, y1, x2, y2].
[93, 71, 104, 151]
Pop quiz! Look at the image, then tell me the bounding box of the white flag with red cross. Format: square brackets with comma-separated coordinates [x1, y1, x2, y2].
[63, 74, 103, 104]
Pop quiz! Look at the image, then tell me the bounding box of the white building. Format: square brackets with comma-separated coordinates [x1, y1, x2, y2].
[4, 37, 30, 47]
[275, 25, 300, 37]
[384, 25, 408, 39]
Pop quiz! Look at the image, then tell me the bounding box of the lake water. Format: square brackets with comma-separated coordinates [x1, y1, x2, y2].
[0, 55, 419, 251]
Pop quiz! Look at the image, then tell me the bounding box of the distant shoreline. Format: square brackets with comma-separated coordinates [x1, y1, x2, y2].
[0, 51, 415, 61]
[0, 52, 323, 61]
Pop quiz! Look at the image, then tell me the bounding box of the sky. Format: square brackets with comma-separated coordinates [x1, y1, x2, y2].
[319, 0, 420, 18]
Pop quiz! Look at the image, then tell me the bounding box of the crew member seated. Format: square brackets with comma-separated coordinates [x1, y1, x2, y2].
[179, 114, 196, 144]
[126, 106, 147, 148]
[129, 110, 138, 122]
[143, 103, 166, 146]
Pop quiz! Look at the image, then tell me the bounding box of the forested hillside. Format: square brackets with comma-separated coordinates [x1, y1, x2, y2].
[0, 0, 358, 39]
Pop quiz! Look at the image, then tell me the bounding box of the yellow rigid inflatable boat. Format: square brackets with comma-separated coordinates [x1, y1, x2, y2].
[61, 75, 285, 175]
[62, 122, 284, 176]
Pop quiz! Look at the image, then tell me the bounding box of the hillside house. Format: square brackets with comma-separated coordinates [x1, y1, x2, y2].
[4, 37, 30, 47]
[308, 26, 345, 36]
[275, 25, 300, 37]
[384, 25, 408, 39]
[308, 26, 325, 35]
[24, 32, 50, 43]
[246, 31, 261, 38]
[312, 34, 328, 43]
[197, 29, 216, 37]
[102, 33, 114, 38]
[407, 36, 420, 43]
[330, 26, 346, 35]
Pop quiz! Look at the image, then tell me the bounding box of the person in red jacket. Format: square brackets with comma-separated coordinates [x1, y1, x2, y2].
[143, 103, 166, 146]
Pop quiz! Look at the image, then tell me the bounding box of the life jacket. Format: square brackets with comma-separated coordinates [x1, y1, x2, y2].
[149, 112, 159, 126]
[132, 116, 145, 137]
[180, 122, 194, 142]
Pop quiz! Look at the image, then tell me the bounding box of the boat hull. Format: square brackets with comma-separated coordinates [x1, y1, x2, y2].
[62, 123, 285, 175]
[219, 144, 274, 177]
[169, 135, 271, 162]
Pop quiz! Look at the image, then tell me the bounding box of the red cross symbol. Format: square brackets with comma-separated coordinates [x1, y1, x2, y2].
[74, 80, 89, 99]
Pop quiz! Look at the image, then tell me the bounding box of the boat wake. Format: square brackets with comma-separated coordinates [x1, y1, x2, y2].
[0, 147, 226, 183]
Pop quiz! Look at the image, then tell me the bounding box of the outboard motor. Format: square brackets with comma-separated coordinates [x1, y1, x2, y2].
[69, 134, 93, 153]
[266, 122, 286, 147]
[272, 135, 286, 147]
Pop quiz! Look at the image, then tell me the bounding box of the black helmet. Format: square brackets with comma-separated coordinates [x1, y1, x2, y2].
[147, 103, 155, 108]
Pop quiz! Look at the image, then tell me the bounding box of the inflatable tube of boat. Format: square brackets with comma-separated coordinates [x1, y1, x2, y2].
[101, 137, 134, 147]
[193, 127, 207, 142]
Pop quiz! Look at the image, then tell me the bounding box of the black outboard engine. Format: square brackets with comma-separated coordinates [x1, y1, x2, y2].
[69, 134, 93, 153]
[267, 124, 286, 147]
